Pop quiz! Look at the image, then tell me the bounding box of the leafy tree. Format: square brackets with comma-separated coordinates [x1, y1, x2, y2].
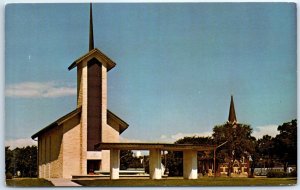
[212, 123, 256, 176]
[274, 119, 297, 171]
[249, 144, 259, 177]
[120, 150, 143, 170]
[165, 151, 183, 176]
[5, 147, 14, 177]
[175, 136, 214, 145]
[14, 146, 37, 177]
[5, 146, 37, 177]
[256, 135, 276, 169]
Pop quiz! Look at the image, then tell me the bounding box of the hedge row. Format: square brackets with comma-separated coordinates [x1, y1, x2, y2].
[267, 170, 297, 178]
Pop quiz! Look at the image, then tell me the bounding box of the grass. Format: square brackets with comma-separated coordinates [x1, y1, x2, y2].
[73, 177, 297, 187]
[6, 178, 54, 187]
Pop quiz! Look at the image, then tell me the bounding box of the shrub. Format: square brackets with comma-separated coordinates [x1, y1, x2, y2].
[267, 171, 287, 178]
[288, 170, 297, 177]
[248, 174, 255, 178]
[5, 172, 13, 179]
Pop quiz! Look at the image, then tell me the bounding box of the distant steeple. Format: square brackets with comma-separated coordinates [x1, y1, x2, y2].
[89, 3, 94, 51]
[228, 95, 237, 125]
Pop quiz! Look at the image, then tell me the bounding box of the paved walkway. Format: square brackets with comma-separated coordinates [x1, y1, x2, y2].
[47, 178, 82, 187]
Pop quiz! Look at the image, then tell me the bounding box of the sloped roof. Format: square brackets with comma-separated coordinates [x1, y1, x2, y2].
[68, 48, 116, 71]
[31, 107, 129, 139]
[107, 110, 129, 134]
[31, 107, 82, 139]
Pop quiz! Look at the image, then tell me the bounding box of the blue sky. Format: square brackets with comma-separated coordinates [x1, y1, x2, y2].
[5, 3, 296, 146]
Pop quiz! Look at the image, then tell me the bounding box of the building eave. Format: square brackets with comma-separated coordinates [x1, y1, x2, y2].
[68, 48, 116, 71]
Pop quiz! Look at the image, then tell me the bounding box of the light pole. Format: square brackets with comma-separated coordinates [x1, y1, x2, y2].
[214, 141, 228, 178]
[29, 155, 32, 177]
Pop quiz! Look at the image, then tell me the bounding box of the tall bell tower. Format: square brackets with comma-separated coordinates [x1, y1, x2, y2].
[68, 3, 117, 172]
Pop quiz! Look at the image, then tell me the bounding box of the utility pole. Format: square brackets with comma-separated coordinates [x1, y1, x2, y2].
[214, 141, 228, 178]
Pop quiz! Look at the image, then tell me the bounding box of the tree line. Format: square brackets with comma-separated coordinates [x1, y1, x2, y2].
[5, 146, 37, 178]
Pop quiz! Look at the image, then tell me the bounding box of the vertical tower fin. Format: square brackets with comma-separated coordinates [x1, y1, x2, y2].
[89, 3, 94, 51]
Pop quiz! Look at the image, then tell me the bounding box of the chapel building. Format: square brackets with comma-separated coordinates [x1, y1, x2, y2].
[218, 95, 250, 177]
[31, 4, 129, 179]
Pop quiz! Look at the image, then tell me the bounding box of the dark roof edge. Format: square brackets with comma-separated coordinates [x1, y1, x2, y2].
[95, 142, 216, 151]
[68, 48, 116, 71]
[31, 107, 82, 139]
[68, 61, 77, 70]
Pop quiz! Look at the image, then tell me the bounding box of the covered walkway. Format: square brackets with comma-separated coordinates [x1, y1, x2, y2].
[95, 142, 216, 180]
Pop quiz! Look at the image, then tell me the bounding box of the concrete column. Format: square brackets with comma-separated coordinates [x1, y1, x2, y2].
[110, 149, 120, 180]
[183, 150, 198, 179]
[149, 149, 162, 179]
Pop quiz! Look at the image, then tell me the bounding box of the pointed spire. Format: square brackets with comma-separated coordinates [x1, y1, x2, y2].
[228, 95, 237, 124]
[89, 3, 94, 51]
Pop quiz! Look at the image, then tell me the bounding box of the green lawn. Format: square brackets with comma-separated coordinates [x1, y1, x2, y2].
[6, 178, 54, 187]
[73, 177, 297, 187]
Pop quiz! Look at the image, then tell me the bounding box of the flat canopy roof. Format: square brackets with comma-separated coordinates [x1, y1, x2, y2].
[95, 142, 215, 151]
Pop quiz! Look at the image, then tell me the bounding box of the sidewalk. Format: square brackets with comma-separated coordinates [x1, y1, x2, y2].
[47, 178, 82, 187]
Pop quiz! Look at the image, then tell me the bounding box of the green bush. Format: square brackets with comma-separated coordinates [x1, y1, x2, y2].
[267, 171, 287, 178]
[287, 170, 297, 177]
[248, 174, 255, 178]
[5, 172, 13, 179]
